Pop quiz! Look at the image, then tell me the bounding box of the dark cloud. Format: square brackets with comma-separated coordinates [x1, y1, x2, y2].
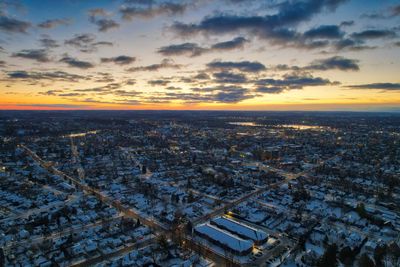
[306, 56, 359, 71]
[93, 72, 115, 83]
[255, 74, 337, 93]
[0, 0, 24, 12]
[151, 85, 254, 103]
[391, 5, 400, 17]
[113, 89, 140, 97]
[64, 33, 113, 53]
[7, 71, 35, 79]
[7, 70, 86, 82]
[299, 40, 330, 49]
[120, 2, 187, 20]
[127, 58, 181, 72]
[211, 37, 248, 50]
[171, 15, 261, 37]
[207, 60, 266, 72]
[171, 0, 348, 48]
[88, 8, 108, 17]
[38, 90, 63, 96]
[148, 79, 170, 86]
[361, 5, 400, 19]
[74, 83, 123, 94]
[12, 49, 51, 62]
[88, 8, 120, 32]
[93, 41, 113, 47]
[125, 78, 136, 85]
[271, 64, 301, 72]
[157, 37, 249, 57]
[256, 86, 284, 94]
[351, 30, 396, 40]
[334, 38, 375, 51]
[0, 15, 31, 33]
[340, 20, 354, 27]
[179, 77, 195, 84]
[170, 5, 360, 51]
[79, 98, 141, 105]
[60, 56, 94, 69]
[39, 35, 59, 49]
[146, 92, 196, 103]
[37, 18, 71, 29]
[270, 57, 359, 72]
[194, 72, 210, 80]
[190, 87, 220, 93]
[304, 25, 344, 39]
[65, 33, 95, 51]
[213, 71, 248, 84]
[157, 42, 207, 57]
[101, 55, 136, 65]
[58, 93, 85, 97]
[347, 83, 400, 90]
[91, 18, 120, 32]
[165, 86, 181, 90]
[73, 88, 108, 93]
[213, 87, 253, 103]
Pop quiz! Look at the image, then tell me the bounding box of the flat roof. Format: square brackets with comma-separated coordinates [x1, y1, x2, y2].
[212, 216, 268, 241]
[195, 223, 253, 252]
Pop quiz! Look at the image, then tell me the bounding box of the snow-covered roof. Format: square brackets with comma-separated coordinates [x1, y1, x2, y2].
[211, 216, 268, 242]
[195, 223, 253, 252]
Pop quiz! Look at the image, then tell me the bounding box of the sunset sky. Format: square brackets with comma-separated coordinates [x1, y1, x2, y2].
[0, 0, 399, 111]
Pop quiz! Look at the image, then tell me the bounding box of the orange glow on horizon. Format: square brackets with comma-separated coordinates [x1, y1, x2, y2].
[1, 102, 399, 111]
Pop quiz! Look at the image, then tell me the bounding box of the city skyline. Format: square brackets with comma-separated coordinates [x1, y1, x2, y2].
[1, 0, 400, 111]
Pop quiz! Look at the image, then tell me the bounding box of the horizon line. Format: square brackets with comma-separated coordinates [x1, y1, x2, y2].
[1, 109, 400, 113]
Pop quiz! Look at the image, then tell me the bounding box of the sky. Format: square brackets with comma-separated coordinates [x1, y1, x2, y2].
[0, 0, 399, 111]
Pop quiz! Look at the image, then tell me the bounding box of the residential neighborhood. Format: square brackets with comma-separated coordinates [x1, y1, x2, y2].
[0, 111, 399, 266]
